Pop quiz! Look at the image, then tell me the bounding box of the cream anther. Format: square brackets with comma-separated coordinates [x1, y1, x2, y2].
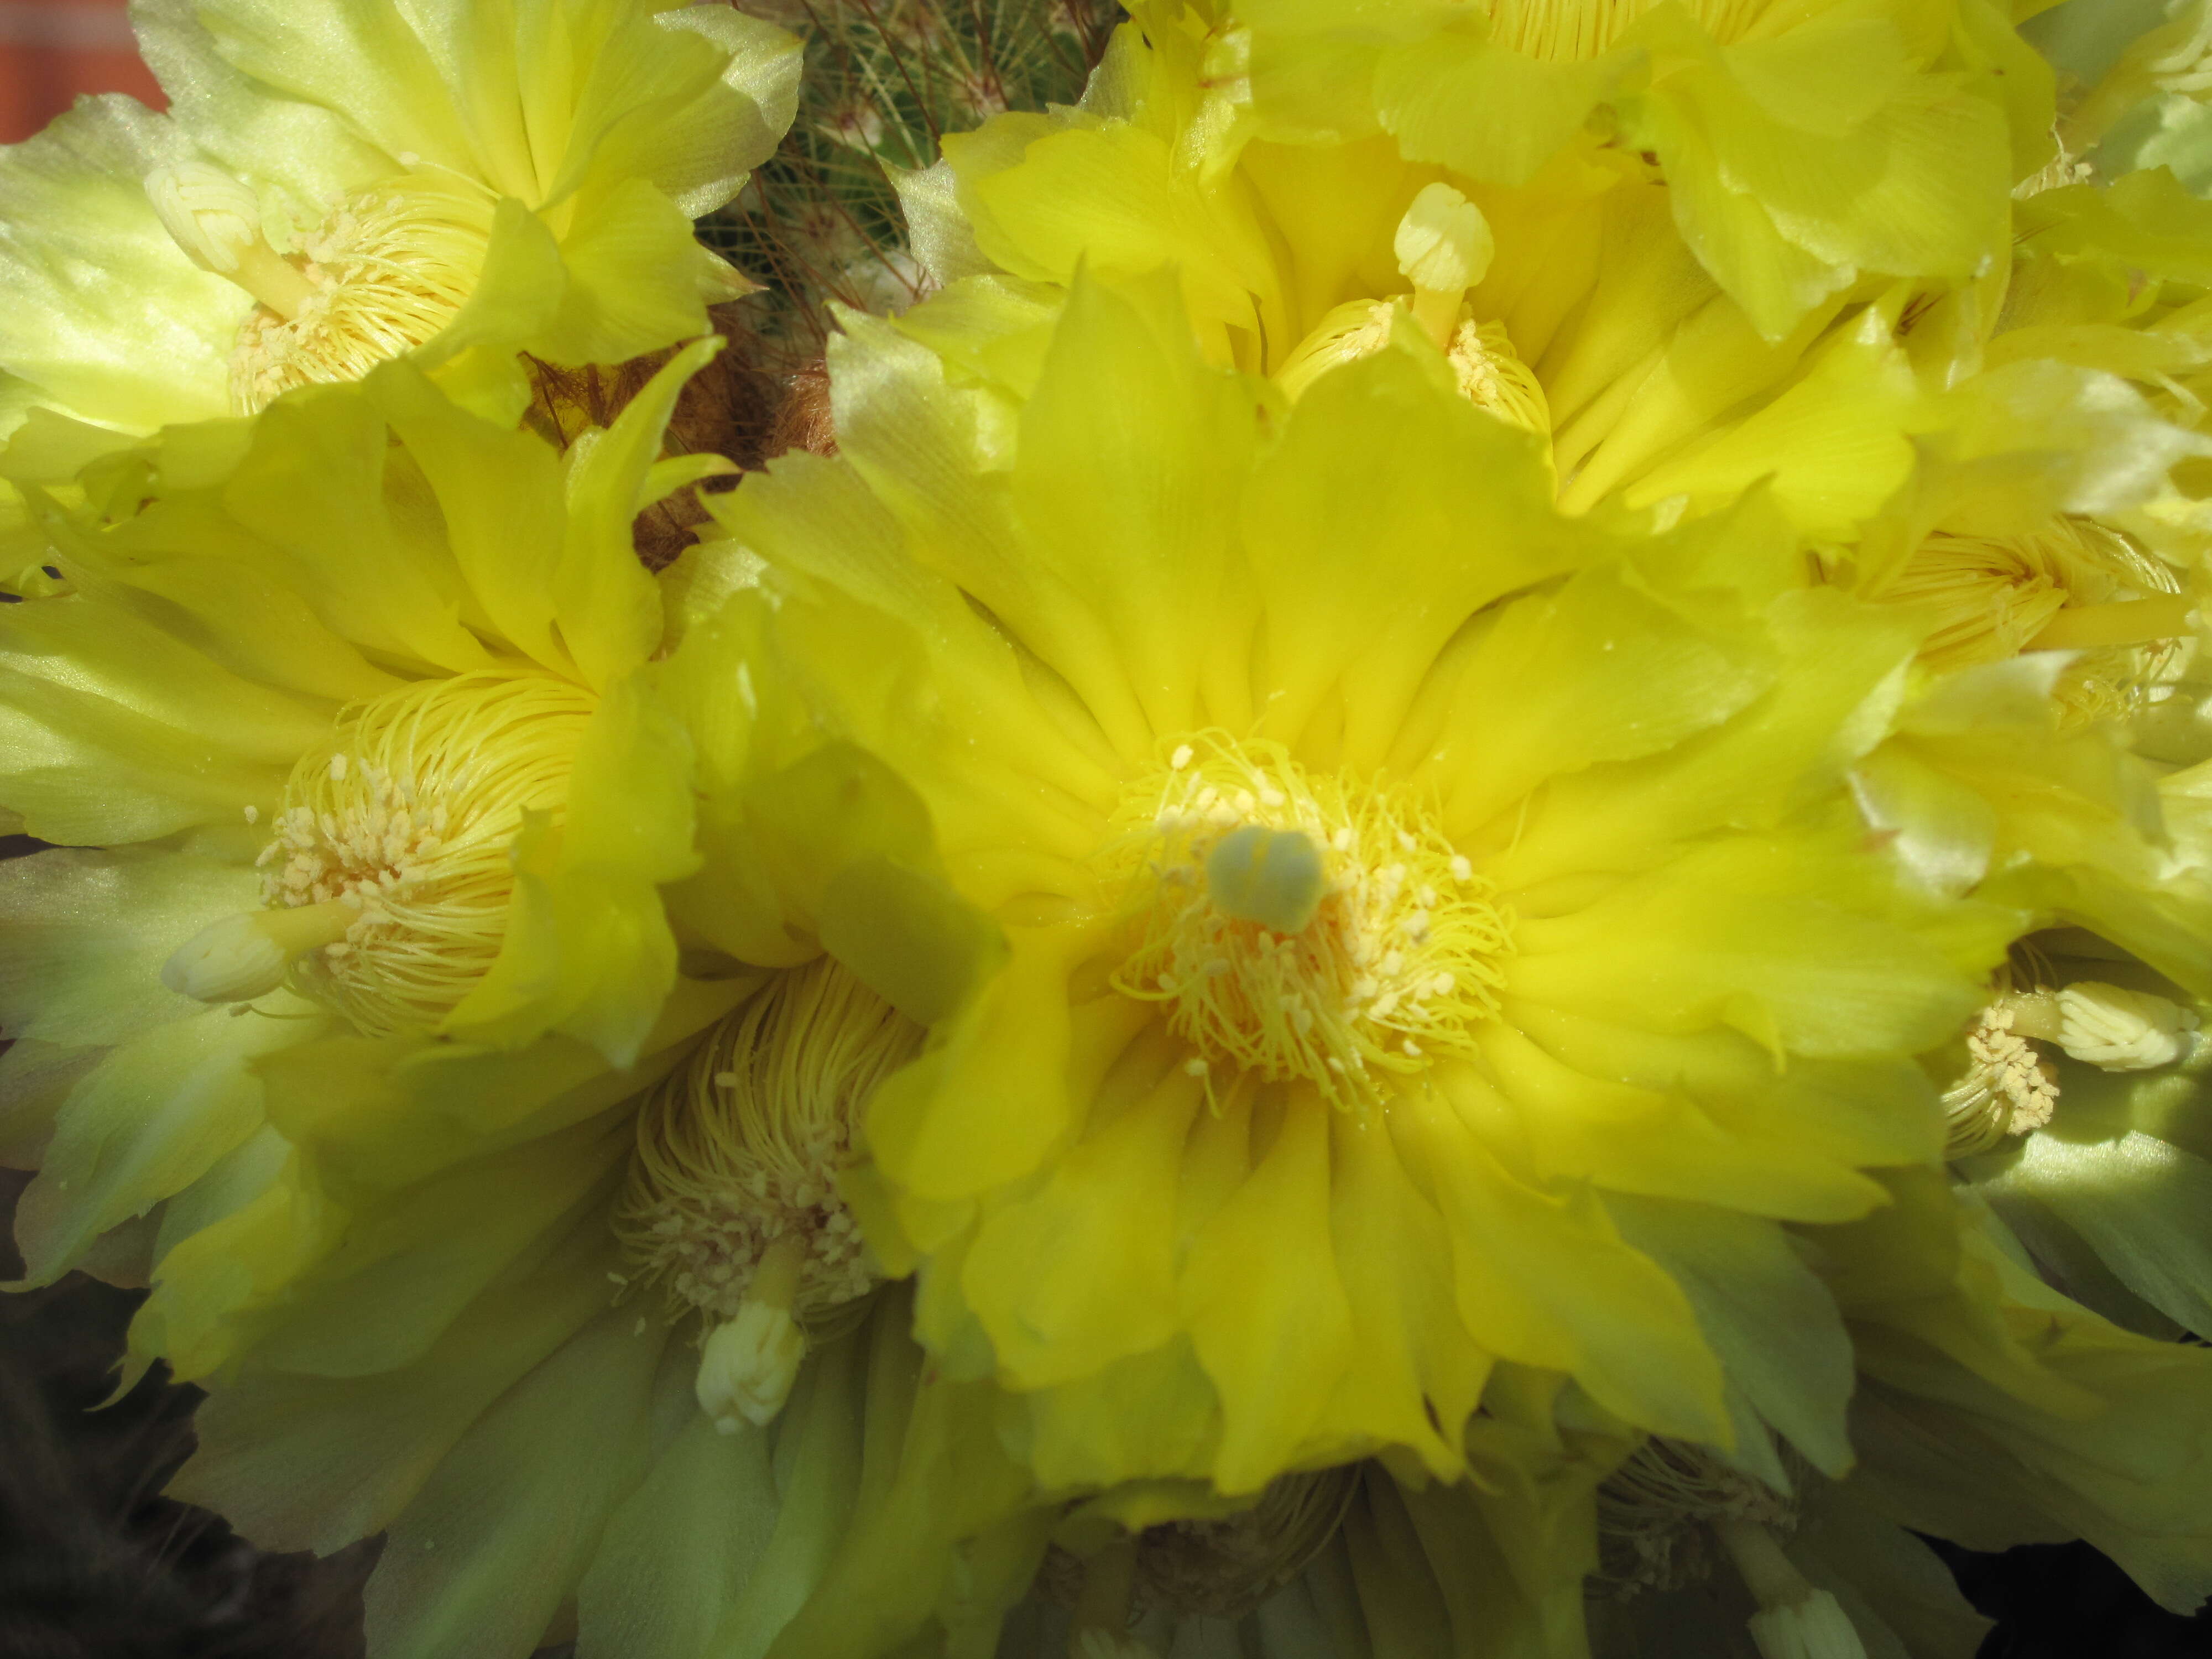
[2054, 982, 2199, 1071]
[161, 899, 356, 1004]
[1395, 184, 1494, 347]
[1943, 1002, 2059, 1156]
[145, 162, 315, 319]
[694, 1232, 810, 1431]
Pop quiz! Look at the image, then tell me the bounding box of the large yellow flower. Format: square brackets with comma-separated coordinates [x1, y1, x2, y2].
[0, 343, 716, 1306]
[701, 268, 2022, 1514]
[906, 0, 2025, 551]
[1227, 0, 2032, 341]
[137, 936, 1063, 1658]
[0, 0, 798, 440]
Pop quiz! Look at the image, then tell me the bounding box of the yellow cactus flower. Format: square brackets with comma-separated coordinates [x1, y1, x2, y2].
[1229, 0, 2031, 341]
[48, 503, 1063, 1655]
[700, 267, 2025, 1514]
[0, 0, 799, 442]
[912, 0, 1972, 544]
[138, 954, 1060, 1659]
[0, 342, 721, 1300]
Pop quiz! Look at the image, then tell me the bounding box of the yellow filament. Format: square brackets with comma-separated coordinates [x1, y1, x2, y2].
[228, 174, 495, 413]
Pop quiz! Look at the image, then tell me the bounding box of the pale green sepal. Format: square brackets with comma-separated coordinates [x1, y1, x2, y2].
[0, 1040, 94, 1170]
[708, 1324, 872, 1659]
[1608, 1194, 1857, 1477]
[575, 1408, 784, 1659]
[242, 1114, 630, 1379]
[1970, 1129, 2212, 1340]
[0, 846, 259, 1044]
[11, 999, 324, 1288]
[151, 1121, 290, 1267]
[361, 1312, 684, 1659]
[164, 1196, 627, 1553]
[1793, 1481, 1995, 1659]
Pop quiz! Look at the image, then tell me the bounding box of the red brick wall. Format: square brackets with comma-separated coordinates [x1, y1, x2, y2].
[0, 0, 163, 143]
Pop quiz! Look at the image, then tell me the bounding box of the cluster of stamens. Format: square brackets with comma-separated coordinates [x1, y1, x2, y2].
[228, 178, 493, 411]
[613, 958, 921, 1328]
[144, 157, 492, 414]
[2148, 7, 2212, 97]
[1132, 1468, 1360, 1618]
[1105, 734, 1510, 1109]
[256, 672, 595, 1034]
[1944, 973, 2200, 1156]
[1272, 184, 1552, 463]
[1942, 1002, 2061, 1157]
[1593, 1437, 1799, 1599]
[1880, 520, 2190, 721]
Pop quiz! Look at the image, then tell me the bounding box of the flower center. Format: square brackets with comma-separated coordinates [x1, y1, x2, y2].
[1877, 521, 2189, 716]
[1595, 1437, 1865, 1659]
[266, 672, 592, 1031]
[1595, 1437, 1798, 1598]
[1273, 185, 1552, 451]
[163, 672, 595, 1025]
[1105, 735, 1511, 1108]
[1943, 979, 2198, 1156]
[612, 958, 922, 1428]
[1130, 1468, 1359, 1618]
[1942, 1001, 2060, 1157]
[146, 161, 493, 413]
[1037, 1467, 1357, 1653]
